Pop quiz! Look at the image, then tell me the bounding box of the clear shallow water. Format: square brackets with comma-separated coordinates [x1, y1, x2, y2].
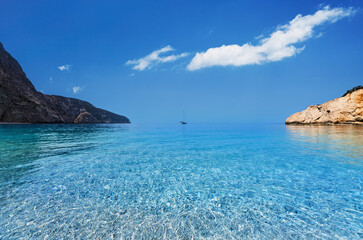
[0, 123, 362, 239]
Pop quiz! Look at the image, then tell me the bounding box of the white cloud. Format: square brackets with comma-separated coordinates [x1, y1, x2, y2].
[315, 32, 324, 39]
[187, 6, 355, 71]
[58, 64, 71, 71]
[126, 45, 189, 71]
[73, 86, 82, 94]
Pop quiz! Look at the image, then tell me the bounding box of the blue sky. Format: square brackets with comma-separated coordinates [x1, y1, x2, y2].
[1, 0, 362, 123]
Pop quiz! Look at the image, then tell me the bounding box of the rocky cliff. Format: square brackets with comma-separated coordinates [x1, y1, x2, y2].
[286, 86, 363, 125]
[0, 42, 130, 123]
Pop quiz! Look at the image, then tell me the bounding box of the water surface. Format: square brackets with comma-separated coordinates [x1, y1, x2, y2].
[0, 123, 362, 239]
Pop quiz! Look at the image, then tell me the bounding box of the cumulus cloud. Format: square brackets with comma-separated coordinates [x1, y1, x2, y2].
[126, 45, 189, 71]
[187, 6, 355, 71]
[58, 64, 71, 71]
[73, 86, 82, 94]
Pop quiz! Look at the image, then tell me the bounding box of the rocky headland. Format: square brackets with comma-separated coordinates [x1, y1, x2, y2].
[0, 42, 130, 124]
[286, 86, 363, 125]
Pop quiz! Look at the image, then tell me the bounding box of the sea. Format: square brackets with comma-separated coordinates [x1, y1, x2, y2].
[0, 123, 362, 239]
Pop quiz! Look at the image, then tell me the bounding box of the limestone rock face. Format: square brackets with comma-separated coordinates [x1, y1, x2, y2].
[286, 88, 363, 125]
[74, 112, 97, 123]
[0, 42, 130, 124]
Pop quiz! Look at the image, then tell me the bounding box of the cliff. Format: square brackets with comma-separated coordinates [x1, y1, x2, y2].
[0, 42, 130, 123]
[286, 87, 363, 125]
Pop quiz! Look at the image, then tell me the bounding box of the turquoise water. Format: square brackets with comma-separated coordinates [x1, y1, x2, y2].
[0, 123, 362, 239]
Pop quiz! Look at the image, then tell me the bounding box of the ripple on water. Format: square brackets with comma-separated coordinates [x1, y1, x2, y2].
[0, 124, 362, 239]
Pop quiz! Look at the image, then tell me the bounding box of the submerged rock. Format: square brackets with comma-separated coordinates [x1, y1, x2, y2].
[0, 42, 130, 123]
[286, 87, 363, 125]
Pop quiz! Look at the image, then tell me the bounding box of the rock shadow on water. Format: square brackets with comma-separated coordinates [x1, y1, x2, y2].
[0, 124, 130, 193]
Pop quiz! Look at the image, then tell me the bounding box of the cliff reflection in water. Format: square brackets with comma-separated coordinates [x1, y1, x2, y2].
[0, 124, 130, 188]
[286, 125, 363, 164]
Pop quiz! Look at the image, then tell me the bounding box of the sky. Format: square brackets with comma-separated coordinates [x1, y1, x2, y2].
[1, 0, 362, 124]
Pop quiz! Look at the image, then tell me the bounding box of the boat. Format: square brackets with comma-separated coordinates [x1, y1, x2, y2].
[180, 110, 187, 124]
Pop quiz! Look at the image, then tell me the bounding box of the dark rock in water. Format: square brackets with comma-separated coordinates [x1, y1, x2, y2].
[0, 42, 130, 123]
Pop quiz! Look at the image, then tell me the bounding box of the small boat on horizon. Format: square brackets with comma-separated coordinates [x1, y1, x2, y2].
[180, 110, 187, 124]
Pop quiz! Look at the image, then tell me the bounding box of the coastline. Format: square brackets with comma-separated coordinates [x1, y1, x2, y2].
[285, 122, 363, 125]
[0, 122, 130, 125]
[0, 122, 31, 124]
